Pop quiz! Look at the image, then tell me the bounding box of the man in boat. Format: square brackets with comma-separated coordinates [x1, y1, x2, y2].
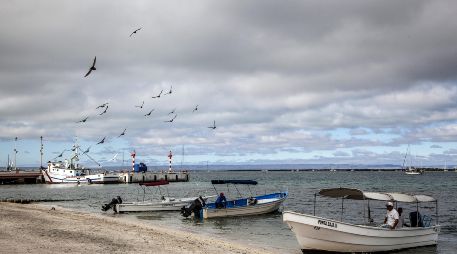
[383, 202, 399, 229]
[215, 192, 227, 209]
[397, 207, 409, 228]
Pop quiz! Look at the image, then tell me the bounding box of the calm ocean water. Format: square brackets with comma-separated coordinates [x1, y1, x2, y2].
[1, 170, 456, 253]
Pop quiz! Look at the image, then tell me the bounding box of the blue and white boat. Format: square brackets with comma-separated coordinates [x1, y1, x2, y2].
[184, 180, 287, 219]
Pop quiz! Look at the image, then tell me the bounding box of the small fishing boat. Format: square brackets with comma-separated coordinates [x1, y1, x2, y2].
[103, 180, 213, 213]
[182, 180, 287, 219]
[283, 188, 440, 253]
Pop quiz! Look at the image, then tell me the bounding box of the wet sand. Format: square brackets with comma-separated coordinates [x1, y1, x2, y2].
[0, 202, 274, 254]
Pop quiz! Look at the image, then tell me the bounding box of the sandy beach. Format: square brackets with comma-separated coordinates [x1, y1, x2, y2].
[0, 202, 274, 254]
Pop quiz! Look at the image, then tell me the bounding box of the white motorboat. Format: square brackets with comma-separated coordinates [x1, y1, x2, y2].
[103, 180, 214, 213]
[405, 169, 422, 175]
[283, 188, 440, 253]
[181, 180, 288, 219]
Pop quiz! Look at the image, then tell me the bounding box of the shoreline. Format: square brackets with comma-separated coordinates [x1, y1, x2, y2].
[0, 202, 275, 254]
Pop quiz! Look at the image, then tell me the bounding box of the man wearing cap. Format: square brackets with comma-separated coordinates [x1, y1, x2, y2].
[383, 201, 399, 229]
[215, 192, 227, 209]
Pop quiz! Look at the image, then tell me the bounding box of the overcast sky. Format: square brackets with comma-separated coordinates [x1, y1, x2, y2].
[1, 0, 457, 167]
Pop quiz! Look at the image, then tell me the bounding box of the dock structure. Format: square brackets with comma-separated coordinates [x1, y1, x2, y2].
[0, 171, 44, 184]
[119, 171, 189, 183]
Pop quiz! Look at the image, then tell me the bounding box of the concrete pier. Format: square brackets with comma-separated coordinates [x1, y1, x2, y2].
[0, 171, 44, 184]
[119, 171, 189, 183]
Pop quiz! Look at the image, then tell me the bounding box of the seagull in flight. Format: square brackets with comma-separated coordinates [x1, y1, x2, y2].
[84, 56, 97, 77]
[165, 85, 172, 95]
[192, 105, 199, 112]
[96, 102, 109, 109]
[164, 114, 177, 123]
[168, 108, 176, 115]
[144, 109, 155, 116]
[82, 146, 91, 155]
[99, 105, 109, 115]
[208, 120, 216, 130]
[129, 27, 142, 37]
[152, 90, 163, 98]
[117, 128, 127, 138]
[96, 137, 106, 145]
[77, 116, 89, 123]
[54, 149, 69, 159]
[134, 101, 144, 109]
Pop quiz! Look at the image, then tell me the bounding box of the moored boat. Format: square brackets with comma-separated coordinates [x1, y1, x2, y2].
[103, 180, 214, 213]
[41, 142, 121, 184]
[181, 180, 288, 219]
[283, 188, 440, 253]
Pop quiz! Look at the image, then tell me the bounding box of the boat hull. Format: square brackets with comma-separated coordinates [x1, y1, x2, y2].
[283, 211, 440, 253]
[203, 193, 287, 219]
[42, 169, 121, 184]
[115, 196, 210, 213]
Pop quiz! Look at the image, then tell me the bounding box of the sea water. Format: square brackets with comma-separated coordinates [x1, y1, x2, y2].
[1, 170, 456, 253]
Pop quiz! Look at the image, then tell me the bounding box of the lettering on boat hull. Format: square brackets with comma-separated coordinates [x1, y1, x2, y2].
[318, 219, 337, 228]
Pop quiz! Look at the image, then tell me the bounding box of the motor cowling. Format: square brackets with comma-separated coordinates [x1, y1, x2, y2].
[181, 196, 205, 218]
[101, 196, 123, 212]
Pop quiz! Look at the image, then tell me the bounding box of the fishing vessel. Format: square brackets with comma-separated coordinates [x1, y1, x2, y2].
[182, 180, 288, 219]
[103, 180, 213, 213]
[42, 142, 121, 184]
[283, 188, 440, 253]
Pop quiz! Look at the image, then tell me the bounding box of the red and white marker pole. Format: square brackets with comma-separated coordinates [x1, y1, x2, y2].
[168, 151, 172, 172]
[131, 150, 136, 172]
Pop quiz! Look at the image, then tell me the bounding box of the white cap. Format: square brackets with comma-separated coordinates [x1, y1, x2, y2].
[386, 201, 394, 207]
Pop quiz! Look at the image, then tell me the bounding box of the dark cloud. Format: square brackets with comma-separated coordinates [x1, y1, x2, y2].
[1, 1, 457, 165]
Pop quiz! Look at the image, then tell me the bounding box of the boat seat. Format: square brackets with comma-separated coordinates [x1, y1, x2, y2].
[409, 211, 423, 227]
[422, 215, 432, 227]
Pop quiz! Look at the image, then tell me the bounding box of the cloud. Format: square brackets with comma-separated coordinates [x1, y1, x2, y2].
[2, 1, 457, 165]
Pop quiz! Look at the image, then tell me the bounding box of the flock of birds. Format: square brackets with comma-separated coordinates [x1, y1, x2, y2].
[54, 27, 216, 162]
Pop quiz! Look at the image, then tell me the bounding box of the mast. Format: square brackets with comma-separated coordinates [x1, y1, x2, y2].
[40, 136, 44, 169]
[7, 154, 10, 170]
[181, 145, 184, 169]
[13, 137, 18, 171]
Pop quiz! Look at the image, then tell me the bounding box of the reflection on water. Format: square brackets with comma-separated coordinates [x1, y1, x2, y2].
[1, 171, 456, 253]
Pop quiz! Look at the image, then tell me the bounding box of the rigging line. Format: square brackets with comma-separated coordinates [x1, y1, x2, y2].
[83, 153, 101, 167]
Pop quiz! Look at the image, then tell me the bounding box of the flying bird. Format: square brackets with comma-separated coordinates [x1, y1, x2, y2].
[99, 105, 109, 115]
[129, 27, 142, 37]
[54, 149, 69, 159]
[165, 85, 172, 95]
[84, 56, 97, 77]
[164, 114, 177, 123]
[144, 109, 155, 116]
[117, 128, 127, 138]
[96, 137, 106, 145]
[168, 108, 176, 115]
[77, 117, 89, 123]
[96, 102, 109, 109]
[208, 120, 216, 130]
[192, 105, 199, 112]
[82, 146, 91, 155]
[152, 90, 163, 98]
[135, 101, 144, 109]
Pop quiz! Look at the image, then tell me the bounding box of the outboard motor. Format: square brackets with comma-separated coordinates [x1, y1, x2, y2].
[181, 196, 205, 218]
[101, 196, 123, 212]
